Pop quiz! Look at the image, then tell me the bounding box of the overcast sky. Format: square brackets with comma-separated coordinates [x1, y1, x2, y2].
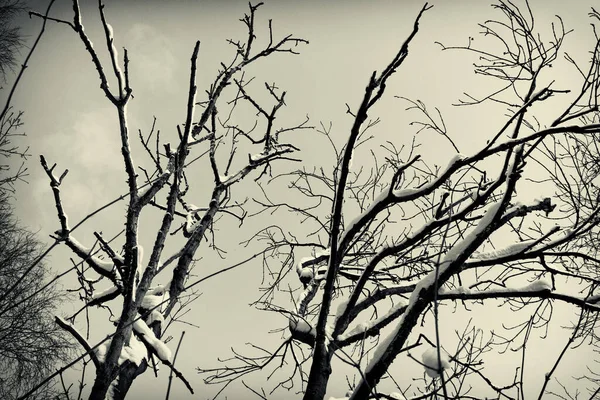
[4, 0, 599, 399]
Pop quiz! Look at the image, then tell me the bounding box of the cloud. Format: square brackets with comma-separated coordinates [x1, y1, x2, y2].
[69, 110, 124, 173]
[25, 107, 128, 225]
[123, 23, 178, 91]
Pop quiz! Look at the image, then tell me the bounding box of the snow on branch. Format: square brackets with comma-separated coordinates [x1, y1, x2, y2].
[95, 333, 147, 367]
[55, 316, 100, 368]
[421, 347, 451, 379]
[289, 315, 316, 346]
[361, 198, 503, 379]
[64, 236, 121, 283]
[132, 316, 171, 362]
[470, 240, 538, 261]
[295, 249, 329, 286]
[336, 298, 408, 345]
[88, 284, 120, 307]
[132, 315, 194, 393]
[435, 279, 600, 311]
[392, 153, 466, 199]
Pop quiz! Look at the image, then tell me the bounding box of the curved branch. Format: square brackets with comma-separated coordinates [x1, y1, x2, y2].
[55, 316, 100, 369]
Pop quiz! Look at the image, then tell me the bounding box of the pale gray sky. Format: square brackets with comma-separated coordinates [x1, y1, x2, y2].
[4, 0, 599, 399]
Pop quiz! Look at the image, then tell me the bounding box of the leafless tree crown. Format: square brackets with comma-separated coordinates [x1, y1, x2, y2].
[199, 1, 600, 399]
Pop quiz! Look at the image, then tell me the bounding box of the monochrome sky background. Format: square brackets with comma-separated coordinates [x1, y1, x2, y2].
[4, 0, 599, 399]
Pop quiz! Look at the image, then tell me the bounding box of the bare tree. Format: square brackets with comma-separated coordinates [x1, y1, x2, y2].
[24, 1, 309, 399]
[0, 1, 76, 398]
[0, 0, 27, 192]
[1, 0, 56, 192]
[199, 1, 600, 399]
[0, 0, 25, 79]
[0, 191, 73, 399]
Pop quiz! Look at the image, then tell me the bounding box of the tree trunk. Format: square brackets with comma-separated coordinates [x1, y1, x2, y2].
[88, 320, 159, 399]
[350, 298, 427, 399]
[88, 366, 114, 400]
[303, 342, 332, 400]
[87, 360, 147, 400]
[111, 360, 148, 400]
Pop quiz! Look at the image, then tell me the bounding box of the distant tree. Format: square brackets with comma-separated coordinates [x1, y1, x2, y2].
[0, 1, 74, 398]
[0, 0, 25, 79]
[1, 0, 56, 191]
[0, 0, 27, 191]
[198, 1, 600, 399]
[23, 1, 309, 399]
[0, 192, 72, 399]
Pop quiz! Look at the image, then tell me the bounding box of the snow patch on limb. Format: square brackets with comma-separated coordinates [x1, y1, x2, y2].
[296, 256, 313, 275]
[335, 299, 349, 320]
[107, 378, 117, 400]
[504, 196, 552, 214]
[147, 284, 168, 296]
[296, 284, 312, 313]
[469, 239, 536, 261]
[442, 278, 552, 297]
[506, 145, 523, 176]
[296, 250, 330, 284]
[337, 321, 369, 342]
[439, 285, 471, 296]
[129, 245, 144, 294]
[316, 248, 331, 257]
[392, 153, 465, 198]
[146, 310, 165, 325]
[248, 144, 292, 164]
[90, 285, 119, 301]
[185, 208, 201, 235]
[316, 264, 328, 280]
[422, 347, 451, 378]
[55, 316, 77, 330]
[337, 298, 407, 342]
[365, 200, 504, 373]
[249, 149, 278, 163]
[390, 392, 407, 400]
[445, 153, 466, 169]
[300, 267, 314, 281]
[294, 277, 322, 322]
[327, 393, 352, 400]
[113, 252, 125, 264]
[481, 278, 552, 294]
[140, 284, 168, 311]
[288, 316, 315, 336]
[141, 293, 162, 309]
[135, 245, 144, 277]
[121, 335, 147, 366]
[137, 183, 151, 199]
[526, 279, 552, 291]
[95, 342, 108, 363]
[104, 23, 123, 79]
[324, 323, 334, 347]
[152, 338, 172, 361]
[68, 236, 116, 273]
[54, 316, 96, 358]
[249, 153, 265, 163]
[342, 191, 389, 242]
[94, 332, 147, 367]
[441, 200, 503, 267]
[133, 316, 172, 362]
[105, 22, 114, 37]
[532, 226, 572, 251]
